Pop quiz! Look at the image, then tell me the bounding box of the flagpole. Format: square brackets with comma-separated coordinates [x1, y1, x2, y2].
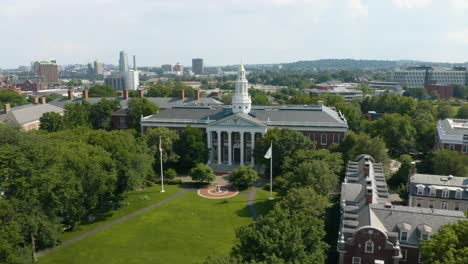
[160, 137, 165, 193]
[269, 143, 273, 200]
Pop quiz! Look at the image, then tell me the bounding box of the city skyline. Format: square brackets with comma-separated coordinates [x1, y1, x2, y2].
[2, 0, 468, 68]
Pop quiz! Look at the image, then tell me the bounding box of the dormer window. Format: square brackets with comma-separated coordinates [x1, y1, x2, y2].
[455, 191, 462, 199]
[430, 188, 436, 197]
[365, 240, 374, 253]
[442, 190, 449, 198]
[421, 233, 430, 240]
[417, 187, 423, 195]
[400, 231, 408, 241]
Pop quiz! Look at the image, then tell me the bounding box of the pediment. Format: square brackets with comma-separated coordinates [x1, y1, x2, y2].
[208, 113, 266, 128]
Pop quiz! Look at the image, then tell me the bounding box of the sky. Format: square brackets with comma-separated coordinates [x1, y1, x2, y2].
[1, 0, 468, 68]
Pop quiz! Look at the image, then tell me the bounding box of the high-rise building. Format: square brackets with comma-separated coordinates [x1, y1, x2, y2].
[391, 66, 467, 88]
[87, 63, 94, 74]
[161, 64, 172, 72]
[94, 60, 104, 75]
[192, 58, 204, 75]
[34, 60, 59, 83]
[119, 51, 128, 72]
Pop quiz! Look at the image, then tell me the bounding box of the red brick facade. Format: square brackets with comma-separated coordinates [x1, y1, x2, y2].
[426, 84, 453, 99]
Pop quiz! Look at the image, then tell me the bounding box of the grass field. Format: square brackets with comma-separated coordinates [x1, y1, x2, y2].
[40, 185, 276, 264]
[60, 184, 180, 241]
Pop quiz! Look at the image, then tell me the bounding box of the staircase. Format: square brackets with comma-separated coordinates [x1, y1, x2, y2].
[208, 163, 241, 173]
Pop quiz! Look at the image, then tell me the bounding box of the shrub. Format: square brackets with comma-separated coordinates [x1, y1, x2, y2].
[167, 179, 182, 185]
[230, 166, 257, 189]
[165, 168, 177, 180]
[190, 163, 216, 183]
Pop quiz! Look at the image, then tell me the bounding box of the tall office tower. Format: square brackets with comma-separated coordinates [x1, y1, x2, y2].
[34, 60, 59, 83]
[87, 63, 94, 74]
[192, 58, 204, 75]
[161, 64, 173, 72]
[94, 60, 104, 75]
[119, 51, 128, 72]
[133, 55, 137, 70]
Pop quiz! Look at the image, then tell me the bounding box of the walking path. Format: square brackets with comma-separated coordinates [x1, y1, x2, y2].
[247, 181, 262, 220]
[38, 188, 190, 257]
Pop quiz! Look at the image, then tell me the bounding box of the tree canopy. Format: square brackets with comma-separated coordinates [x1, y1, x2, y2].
[88, 85, 117, 98]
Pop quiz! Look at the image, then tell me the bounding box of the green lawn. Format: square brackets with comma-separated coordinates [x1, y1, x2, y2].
[60, 184, 180, 241]
[40, 189, 261, 264]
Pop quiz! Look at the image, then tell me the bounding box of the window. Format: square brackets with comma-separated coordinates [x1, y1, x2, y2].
[463, 145, 468, 153]
[352, 257, 361, 264]
[309, 133, 315, 141]
[401, 249, 407, 261]
[119, 117, 127, 128]
[417, 202, 422, 207]
[449, 144, 455, 151]
[442, 190, 449, 198]
[365, 240, 374, 253]
[417, 187, 423, 195]
[320, 134, 327, 145]
[400, 231, 408, 241]
[463, 134, 468, 141]
[333, 134, 340, 144]
[430, 188, 436, 197]
[421, 233, 430, 240]
[441, 202, 448, 210]
[455, 191, 462, 199]
[428, 201, 434, 209]
[454, 204, 460, 211]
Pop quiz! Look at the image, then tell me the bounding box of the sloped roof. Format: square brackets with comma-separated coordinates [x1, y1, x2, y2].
[0, 104, 64, 125]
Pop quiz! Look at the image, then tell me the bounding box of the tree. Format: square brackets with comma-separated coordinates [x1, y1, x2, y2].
[456, 104, 468, 118]
[63, 102, 91, 128]
[437, 101, 455, 119]
[335, 101, 362, 132]
[175, 127, 208, 172]
[420, 220, 468, 264]
[190, 163, 215, 183]
[127, 98, 158, 130]
[88, 85, 117, 97]
[164, 168, 177, 180]
[388, 154, 412, 189]
[145, 127, 180, 164]
[340, 131, 390, 165]
[89, 99, 120, 130]
[39, 112, 64, 132]
[431, 150, 468, 177]
[411, 101, 437, 152]
[0, 89, 28, 107]
[254, 128, 314, 176]
[368, 113, 416, 156]
[230, 166, 257, 189]
[146, 84, 172, 97]
[231, 187, 329, 264]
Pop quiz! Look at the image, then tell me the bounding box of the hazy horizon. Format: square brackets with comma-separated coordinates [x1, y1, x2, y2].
[2, 0, 468, 68]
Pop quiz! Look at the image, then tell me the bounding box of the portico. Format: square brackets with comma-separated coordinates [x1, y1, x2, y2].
[206, 113, 267, 166]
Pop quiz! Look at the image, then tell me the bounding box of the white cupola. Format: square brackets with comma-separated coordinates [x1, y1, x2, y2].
[231, 64, 252, 114]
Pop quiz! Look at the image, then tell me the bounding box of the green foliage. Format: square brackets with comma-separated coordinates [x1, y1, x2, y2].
[361, 94, 417, 116]
[403, 87, 428, 100]
[456, 104, 468, 118]
[230, 166, 258, 188]
[254, 128, 314, 176]
[431, 150, 468, 177]
[367, 113, 416, 156]
[190, 163, 215, 183]
[144, 127, 180, 164]
[335, 101, 362, 132]
[340, 131, 390, 166]
[412, 101, 437, 152]
[175, 127, 208, 172]
[437, 101, 456, 119]
[231, 187, 329, 264]
[39, 112, 64, 132]
[249, 89, 272, 105]
[164, 168, 177, 180]
[0, 89, 28, 107]
[127, 98, 158, 129]
[88, 85, 117, 98]
[146, 82, 196, 98]
[388, 154, 412, 189]
[63, 101, 91, 129]
[89, 99, 120, 130]
[420, 220, 468, 264]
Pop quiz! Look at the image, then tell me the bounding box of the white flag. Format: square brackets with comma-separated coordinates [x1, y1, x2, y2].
[264, 144, 272, 159]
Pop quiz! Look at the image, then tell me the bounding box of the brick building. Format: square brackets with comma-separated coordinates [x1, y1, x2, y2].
[425, 84, 453, 99]
[337, 155, 466, 264]
[34, 60, 59, 83]
[140, 65, 348, 171]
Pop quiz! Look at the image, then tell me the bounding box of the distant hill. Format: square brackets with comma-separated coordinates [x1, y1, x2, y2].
[282, 59, 400, 70]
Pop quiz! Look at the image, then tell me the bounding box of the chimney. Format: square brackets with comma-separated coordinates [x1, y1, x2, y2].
[122, 90, 129, 100]
[138, 89, 144, 98]
[195, 89, 200, 100]
[67, 89, 74, 100]
[41, 97, 46, 104]
[410, 161, 416, 175]
[82, 90, 88, 100]
[133, 55, 137, 71]
[366, 186, 373, 204]
[4, 103, 11, 113]
[33, 97, 39, 104]
[364, 163, 370, 177]
[180, 89, 185, 100]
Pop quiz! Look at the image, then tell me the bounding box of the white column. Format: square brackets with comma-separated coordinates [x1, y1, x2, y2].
[217, 131, 222, 165]
[228, 131, 232, 165]
[250, 132, 255, 166]
[207, 131, 212, 164]
[240, 132, 244, 165]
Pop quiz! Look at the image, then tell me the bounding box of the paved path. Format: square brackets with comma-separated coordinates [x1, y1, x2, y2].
[247, 181, 262, 220]
[38, 188, 190, 257]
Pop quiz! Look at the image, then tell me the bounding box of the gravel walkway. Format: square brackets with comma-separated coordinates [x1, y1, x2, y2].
[38, 188, 190, 257]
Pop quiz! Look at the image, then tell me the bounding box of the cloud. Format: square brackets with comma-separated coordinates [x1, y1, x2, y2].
[348, 0, 368, 17]
[447, 30, 468, 44]
[392, 0, 432, 9]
